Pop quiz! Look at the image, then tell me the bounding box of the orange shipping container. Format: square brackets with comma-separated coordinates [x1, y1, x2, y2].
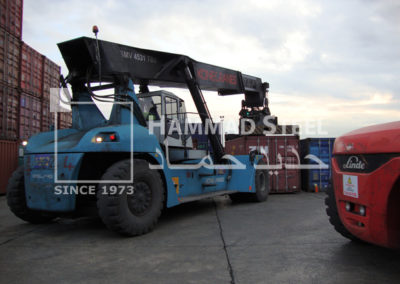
[0, 83, 19, 140]
[0, 140, 18, 194]
[0, 27, 20, 87]
[0, 0, 23, 39]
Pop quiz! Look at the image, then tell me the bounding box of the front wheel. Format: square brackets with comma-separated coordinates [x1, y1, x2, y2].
[7, 166, 56, 224]
[97, 159, 165, 236]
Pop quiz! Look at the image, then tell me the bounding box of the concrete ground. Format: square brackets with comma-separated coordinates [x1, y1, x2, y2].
[0, 192, 399, 284]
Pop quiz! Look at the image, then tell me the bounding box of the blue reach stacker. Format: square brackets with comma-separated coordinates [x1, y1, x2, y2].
[7, 34, 272, 236]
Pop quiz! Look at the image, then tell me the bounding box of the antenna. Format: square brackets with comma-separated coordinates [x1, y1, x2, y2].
[92, 25, 101, 85]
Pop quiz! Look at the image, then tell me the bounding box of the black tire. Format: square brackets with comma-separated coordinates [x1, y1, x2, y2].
[229, 160, 270, 203]
[325, 184, 361, 242]
[97, 159, 165, 236]
[7, 166, 56, 224]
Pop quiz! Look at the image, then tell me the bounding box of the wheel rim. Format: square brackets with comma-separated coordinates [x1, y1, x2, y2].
[258, 172, 266, 192]
[127, 181, 152, 216]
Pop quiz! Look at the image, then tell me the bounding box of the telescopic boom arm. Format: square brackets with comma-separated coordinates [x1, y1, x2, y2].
[58, 37, 270, 161]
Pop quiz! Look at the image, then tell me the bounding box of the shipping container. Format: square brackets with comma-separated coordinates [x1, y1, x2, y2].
[19, 92, 41, 139]
[0, 27, 20, 87]
[58, 111, 72, 129]
[42, 57, 60, 100]
[41, 99, 54, 131]
[0, 83, 18, 140]
[225, 135, 301, 193]
[300, 138, 335, 192]
[190, 122, 221, 152]
[0, 139, 18, 194]
[20, 42, 43, 97]
[0, 0, 23, 39]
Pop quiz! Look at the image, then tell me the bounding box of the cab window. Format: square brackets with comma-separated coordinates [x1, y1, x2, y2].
[138, 95, 161, 121]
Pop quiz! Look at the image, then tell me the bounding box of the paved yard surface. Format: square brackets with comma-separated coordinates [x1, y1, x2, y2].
[1, 192, 399, 284]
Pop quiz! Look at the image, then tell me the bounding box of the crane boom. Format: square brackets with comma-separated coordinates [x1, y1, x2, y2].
[58, 37, 268, 107]
[58, 37, 270, 162]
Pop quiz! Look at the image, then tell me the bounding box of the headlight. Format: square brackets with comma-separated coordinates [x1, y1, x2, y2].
[95, 136, 103, 143]
[92, 132, 118, 143]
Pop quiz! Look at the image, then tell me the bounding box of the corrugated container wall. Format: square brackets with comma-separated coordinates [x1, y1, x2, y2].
[0, 140, 18, 194]
[58, 111, 72, 129]
[42, 57, 60, 131]
[41, 99, 54, 131]
[0, 83, 18, 139]
[300, 138, 335, 192]
[19, 92, 41, 139]
[20, 42, 43, 97]
[0, 0, 23, 39]
[225, 135, 301, 193]
[43, 57, 60, 100]
[0, 27, 20, 87]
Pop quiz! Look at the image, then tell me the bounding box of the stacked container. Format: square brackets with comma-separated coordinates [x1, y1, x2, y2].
[58, 111, 73, 129]
[0, 0, 23, 39]
[0, 85, 19, 140]
[225, 135, 301, 193]
[0, 0, 23, 193]
[300, 138, 335, 192]
[0, 28, 20, 87]
[0, 0, 69, 193]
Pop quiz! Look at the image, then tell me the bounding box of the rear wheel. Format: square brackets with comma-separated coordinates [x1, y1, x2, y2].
[97, 159, 164, 236]
[7, 166, 56, 224]
[325, 184, 361, 242]
[229, 160, 270, 203]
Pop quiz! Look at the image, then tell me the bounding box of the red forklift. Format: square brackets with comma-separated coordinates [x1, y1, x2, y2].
[326, 121, 400, 248]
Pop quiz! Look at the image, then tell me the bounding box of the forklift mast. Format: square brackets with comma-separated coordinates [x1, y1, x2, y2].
[58, 37, 270, 162]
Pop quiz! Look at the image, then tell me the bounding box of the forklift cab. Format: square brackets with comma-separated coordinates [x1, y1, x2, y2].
[137, 90, 194, 151]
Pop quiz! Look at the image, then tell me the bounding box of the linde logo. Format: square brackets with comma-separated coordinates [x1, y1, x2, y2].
[343, 156, 366, 170]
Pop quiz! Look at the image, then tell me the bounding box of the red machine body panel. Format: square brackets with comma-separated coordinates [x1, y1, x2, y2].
[332, 121, 400, 248]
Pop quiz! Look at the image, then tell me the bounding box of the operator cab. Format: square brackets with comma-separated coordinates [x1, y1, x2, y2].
[138, 91, 207, 161]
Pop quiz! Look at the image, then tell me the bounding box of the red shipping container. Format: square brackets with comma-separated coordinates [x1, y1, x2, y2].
[0, 27, 20, 87]
[225, 135, 301, 193]
[0, 83, 18, 140]
[58, 111, 72, 129]
[0, 0, 23, 39]
[41, 99, 54, 131]
[20, 42, 43, 97]
[19, 92, 41, 139]
[43, 57, 60, 101]
[0, 139, 18, 194]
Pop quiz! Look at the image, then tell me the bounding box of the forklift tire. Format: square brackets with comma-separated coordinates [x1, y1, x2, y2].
[229, 160, 269, 203]
[325, 184, 361, 242]
[7, 166, 56, 224]
[97, 159, 164, 236]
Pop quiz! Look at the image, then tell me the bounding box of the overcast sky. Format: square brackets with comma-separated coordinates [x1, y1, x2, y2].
[22, 0, 400, 137]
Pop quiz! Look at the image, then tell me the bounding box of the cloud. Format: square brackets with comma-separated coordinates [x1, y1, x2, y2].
[22, 0, 400, 138]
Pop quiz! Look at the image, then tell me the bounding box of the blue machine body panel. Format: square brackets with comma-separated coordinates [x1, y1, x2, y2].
[24, 153, 83, 211]
[300, 138, 335, 192]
